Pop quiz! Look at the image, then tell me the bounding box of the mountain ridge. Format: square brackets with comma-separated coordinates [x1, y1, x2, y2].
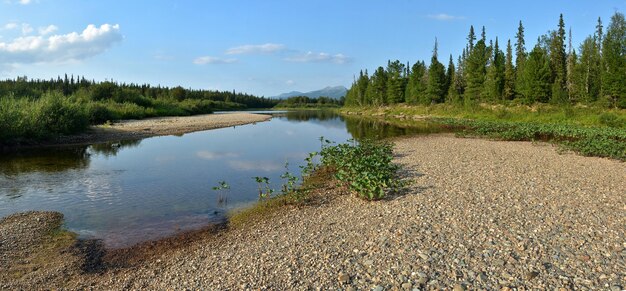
[272, 86, 347, 100]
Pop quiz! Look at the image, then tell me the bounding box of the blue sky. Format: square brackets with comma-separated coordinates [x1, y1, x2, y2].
[0, 1, 624, 97]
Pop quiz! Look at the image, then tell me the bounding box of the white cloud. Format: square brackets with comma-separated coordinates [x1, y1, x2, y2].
[196, 151, 240, 160]
[228, 160, 282, 172]
[285, 79, 295, 85]
[18, 0, 32, 4]
[284, 51, 350, 64]
[427, 13, 466, 21]
[38, 25, 57, 35]
[0, 23, 122, 65]
[225, 43, 285, 55]
[193, 56, 237, 65]
[3, 22, 18, 30]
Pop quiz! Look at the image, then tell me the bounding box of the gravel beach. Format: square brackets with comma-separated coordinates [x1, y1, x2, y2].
[2, 134, 624, 289]
[8, 113, 272, 148]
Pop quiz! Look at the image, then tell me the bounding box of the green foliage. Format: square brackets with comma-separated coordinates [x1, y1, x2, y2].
[317, 139, 403, 200]
[601, 12, 626, 108]
[275, 96, 343, 108]
[518, 44, 552, 103]
[439, 118, 626, 160]
[0, 76, 274, 144]
[253, 176, 274, 199]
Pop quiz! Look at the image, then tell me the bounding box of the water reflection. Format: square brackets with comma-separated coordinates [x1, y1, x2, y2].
[0, 110, 446, 248]
[0, 147, 91, 176]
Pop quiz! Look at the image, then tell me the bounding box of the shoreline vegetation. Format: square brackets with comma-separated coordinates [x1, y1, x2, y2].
[340, 104, 626, 161]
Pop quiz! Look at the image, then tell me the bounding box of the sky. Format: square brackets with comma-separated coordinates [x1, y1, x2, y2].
[0, 1, 624, 97]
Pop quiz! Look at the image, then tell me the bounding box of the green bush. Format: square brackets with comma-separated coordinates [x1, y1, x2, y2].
[318, 140, 403, 200]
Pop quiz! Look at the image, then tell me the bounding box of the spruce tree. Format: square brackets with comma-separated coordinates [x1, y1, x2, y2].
[577, 36, 602, 103]
[365, 67, 388, 105]
[519, 43, 551, 103]
[515, 21, 526, 98]
[601, 12, 626, 108]
[467, 26, 476, 52]
[465, 39, 488, 102]
[549, 14, 568, 103]
[503, 39, 516, 100]
[405, 61, 427, 104]
[426, 39, 447, 104]
[445, 54, 455, 98]
[385, 60, 407, 104]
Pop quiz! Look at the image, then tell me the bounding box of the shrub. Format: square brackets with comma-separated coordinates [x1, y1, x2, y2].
[318, 139, 403, 200]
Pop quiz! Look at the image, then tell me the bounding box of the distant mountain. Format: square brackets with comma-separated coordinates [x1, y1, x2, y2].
[273, 86, 347, 100]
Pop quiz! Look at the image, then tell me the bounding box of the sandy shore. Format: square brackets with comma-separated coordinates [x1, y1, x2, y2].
[1, 135, 624, 290]
[6, 113, 272, 148]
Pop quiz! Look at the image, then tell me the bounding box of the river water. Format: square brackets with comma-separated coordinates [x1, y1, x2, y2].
[0, 111, 442, 248]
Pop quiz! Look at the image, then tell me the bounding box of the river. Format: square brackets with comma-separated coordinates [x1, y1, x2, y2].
[0, 111, 443, 248]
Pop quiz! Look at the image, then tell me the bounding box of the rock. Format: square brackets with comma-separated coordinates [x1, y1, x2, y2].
[525, 271, 539, 280]
[453, 283, 466, 291]
[372, 285, 384, 291]
[338, 273, 350, 283]
[401, 282, 412, 289]
[609, 286, 623, 291]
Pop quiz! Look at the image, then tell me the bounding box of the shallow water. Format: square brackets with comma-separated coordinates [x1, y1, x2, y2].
[0, 111, 443, 248]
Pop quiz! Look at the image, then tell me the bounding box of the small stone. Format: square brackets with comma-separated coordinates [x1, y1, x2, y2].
[372, 285, 384, 291]
[346, 287, 357, 291]
[453, 283, 466, 291]
[477, 272, 488, 282]
[610, 286, 623, 291]
[525, 271, 539, 280]
[401, 282, 412, 289]
[338, 273, 350, 283]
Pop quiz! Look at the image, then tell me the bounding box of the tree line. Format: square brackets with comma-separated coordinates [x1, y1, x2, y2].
[0, 75, 278, 109]
[345, 12, 626, 109]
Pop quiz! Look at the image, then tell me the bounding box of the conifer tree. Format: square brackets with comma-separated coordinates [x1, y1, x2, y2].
[503, 39, 516, 99]
[467, 26, 476, 52]
[385, 60, 407, 104]
[550, 14, 568, 103]
[405, 61, 427, 104]
[577, 36, 602, 103]
[519, 43, 551, 103]
[426, 39, 447, 104]
[515, 21, 527, 97]
[445, 54, 455, 97]
[465, 38, 488, 101]
[365, 67, 388, 105]
[601, 12, 626, 108]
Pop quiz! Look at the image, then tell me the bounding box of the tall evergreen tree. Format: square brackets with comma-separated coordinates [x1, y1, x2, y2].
[566, 28, 577, 102]
[426, 39, 447, 104]
[577, 36, 602, 103]
[385, 60, 407, 104]
[515, 21, 527, 97]
[601, 12, 626, 108]
[596, 17, 604, 52]
[519, 43, 552, 103]
[405, 61, 427, 104]
[465, 38, 488, 101]
[445, 54, 455, 97]
[503, 39, 516, 99]
[467, 26, 476, 52]
[549, 14, 568, 102]
[365, 67, 388, 105]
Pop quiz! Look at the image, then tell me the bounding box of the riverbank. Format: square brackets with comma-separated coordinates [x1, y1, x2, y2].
[3, 113, 272, 149]
[1, 134, 624, 289]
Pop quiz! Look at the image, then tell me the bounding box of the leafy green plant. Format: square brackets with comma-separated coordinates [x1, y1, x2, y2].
[253, 176, 274, 199]
[317, 139, 404, 200]
[212, 180, 230, 205]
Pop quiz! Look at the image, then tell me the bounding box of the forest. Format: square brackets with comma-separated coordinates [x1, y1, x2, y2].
[0, 76, 278, 142]
[344, 12, 626, 109]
